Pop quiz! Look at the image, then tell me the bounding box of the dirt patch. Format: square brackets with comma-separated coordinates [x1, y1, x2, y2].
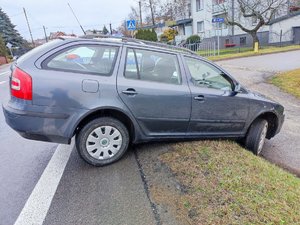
[135, 143, 193, 225]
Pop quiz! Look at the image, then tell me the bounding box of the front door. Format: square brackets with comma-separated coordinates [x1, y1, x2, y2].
[183, 56, 249, 136]
[117, 47, 191, 137]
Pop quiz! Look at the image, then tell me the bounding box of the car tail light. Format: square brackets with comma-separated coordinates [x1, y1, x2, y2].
[11, 67, 32, 100]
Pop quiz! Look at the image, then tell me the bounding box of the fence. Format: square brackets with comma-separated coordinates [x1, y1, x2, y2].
[185, 41, 217, 57]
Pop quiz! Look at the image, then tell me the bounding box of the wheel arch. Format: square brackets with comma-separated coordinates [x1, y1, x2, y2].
[72, 107, 136, 141]
[247, 111, 279, 139]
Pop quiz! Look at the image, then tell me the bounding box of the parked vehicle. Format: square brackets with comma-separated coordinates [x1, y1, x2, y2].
[3, 37, 285, 166]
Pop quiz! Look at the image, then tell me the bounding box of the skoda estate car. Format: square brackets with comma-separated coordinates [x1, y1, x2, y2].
[3, 37, 284, 166]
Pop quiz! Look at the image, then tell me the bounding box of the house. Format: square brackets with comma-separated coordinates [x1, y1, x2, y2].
[269, 11, 300, 44]
[184, 0, 300, 47]
[49, 32, 76, 40]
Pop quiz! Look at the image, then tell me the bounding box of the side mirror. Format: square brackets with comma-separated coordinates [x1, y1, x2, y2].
[233, 83, 242, 94]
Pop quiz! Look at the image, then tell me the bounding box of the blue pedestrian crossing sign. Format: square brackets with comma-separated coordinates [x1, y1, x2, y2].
[127, 20, 136, 31]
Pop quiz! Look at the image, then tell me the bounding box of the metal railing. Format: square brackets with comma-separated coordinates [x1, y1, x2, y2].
[185, 41, 217, 57]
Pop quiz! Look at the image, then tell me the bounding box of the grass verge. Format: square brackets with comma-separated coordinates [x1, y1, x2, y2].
[197, 45, 300, 61]
[271, 69, 300, 99]
[160, 141, 300, 224]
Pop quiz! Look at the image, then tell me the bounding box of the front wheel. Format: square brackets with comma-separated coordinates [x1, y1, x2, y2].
[245, 119, 268, 156]
[76, 117, 130, 166]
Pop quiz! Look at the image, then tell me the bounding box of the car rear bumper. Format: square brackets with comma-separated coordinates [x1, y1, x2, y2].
[2, 102, 80, 144]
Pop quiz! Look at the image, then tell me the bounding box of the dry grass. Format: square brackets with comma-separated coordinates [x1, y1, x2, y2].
[160, 141, 300, 225]
[271, 69, 300, 99]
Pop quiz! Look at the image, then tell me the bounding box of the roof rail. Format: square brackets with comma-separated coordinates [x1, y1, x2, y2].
[79, 34, 198, 56]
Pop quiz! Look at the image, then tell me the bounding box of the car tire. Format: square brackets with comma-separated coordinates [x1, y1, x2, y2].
[76, 117, 130, 166]
[245, 119, 268, 156]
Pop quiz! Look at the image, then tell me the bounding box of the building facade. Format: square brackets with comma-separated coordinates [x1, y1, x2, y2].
[187, 0, 300, 47]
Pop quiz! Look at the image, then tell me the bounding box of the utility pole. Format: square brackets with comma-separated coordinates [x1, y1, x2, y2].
[67, 3, 86, 35]
[149, 0, 155, 25]
[23, 8, 35, 47]
[109, 23, 112, 35]
[231, 0, 234, 38]
[139, 1, 143, 28]
[43, 26, 48, 42]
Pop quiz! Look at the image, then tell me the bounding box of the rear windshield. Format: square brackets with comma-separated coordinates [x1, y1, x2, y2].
[43, 45, 119, 76]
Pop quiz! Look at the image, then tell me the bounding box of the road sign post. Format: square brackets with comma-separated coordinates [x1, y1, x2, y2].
[6, 43, 13, 58]
[212, 18, 225, 56]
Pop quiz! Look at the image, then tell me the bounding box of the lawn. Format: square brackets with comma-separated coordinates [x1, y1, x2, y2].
[160, 141, 300, 225]
[197, 45, 300, 61]
[271, 69, 300, 99]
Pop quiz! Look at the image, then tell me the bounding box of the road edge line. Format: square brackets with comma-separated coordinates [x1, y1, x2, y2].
[14, 142, 73, 225]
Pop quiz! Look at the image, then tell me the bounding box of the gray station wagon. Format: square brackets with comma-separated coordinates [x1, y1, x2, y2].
[3, 37, 284, 166]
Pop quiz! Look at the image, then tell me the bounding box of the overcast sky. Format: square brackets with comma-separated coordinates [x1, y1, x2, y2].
[1, 0, 137, 40]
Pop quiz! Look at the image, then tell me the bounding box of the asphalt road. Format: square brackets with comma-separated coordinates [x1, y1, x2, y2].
[218, 50, 300, 174]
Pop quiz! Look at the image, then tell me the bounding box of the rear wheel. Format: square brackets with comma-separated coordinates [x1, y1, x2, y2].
[245, 119, 268, 156]
[76, 117, 129, 166]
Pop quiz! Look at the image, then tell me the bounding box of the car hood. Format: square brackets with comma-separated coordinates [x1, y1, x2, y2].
[245, 88, 278, 104]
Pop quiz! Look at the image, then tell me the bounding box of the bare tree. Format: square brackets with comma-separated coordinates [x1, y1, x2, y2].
[218, 0, 288, 47]
[140, 0, 160, 25]
[160, 0, 191, 21]
[128, 6, 139, 21]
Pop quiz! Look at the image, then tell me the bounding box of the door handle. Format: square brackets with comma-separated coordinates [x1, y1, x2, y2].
[122, 88, 137, 96]
[194, 95, 205, 102]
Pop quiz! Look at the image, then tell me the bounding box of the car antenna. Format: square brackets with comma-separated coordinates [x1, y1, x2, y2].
[67, 2, 86, 35]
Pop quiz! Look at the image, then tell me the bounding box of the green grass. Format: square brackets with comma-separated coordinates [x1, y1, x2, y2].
[160, 141, 300, 225]
[271, 69, 300, 99]
[197, 45, 300, 61]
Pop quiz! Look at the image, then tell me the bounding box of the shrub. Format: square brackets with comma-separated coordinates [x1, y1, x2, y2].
[186, 35, 201, 44]
[160, 28, 178, 42]
[135, 29, 157, 42]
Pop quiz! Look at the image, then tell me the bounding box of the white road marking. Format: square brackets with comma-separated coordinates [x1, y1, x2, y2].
[14, 142, 73, 225]
[0, 81, 7, 85]
[0, 71, 9, 76]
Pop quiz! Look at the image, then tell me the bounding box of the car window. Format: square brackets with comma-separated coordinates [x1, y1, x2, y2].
[45, 45, 118, 76]
[184, 57, 232, 91]
[124, 48, 181, 85]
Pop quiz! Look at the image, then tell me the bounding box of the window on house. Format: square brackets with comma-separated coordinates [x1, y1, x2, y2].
[240, 37, 247, 46]
[188, 3, 191, 17]
[196, 0, 203, 11]
[197, 21, 204, 33]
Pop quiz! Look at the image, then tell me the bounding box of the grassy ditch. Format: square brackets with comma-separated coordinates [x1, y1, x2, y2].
[160, 141, 300, 224]
[271, 68, 300, 99]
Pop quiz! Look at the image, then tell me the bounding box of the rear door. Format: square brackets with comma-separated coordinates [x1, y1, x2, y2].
[117, 47, 191, 137]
